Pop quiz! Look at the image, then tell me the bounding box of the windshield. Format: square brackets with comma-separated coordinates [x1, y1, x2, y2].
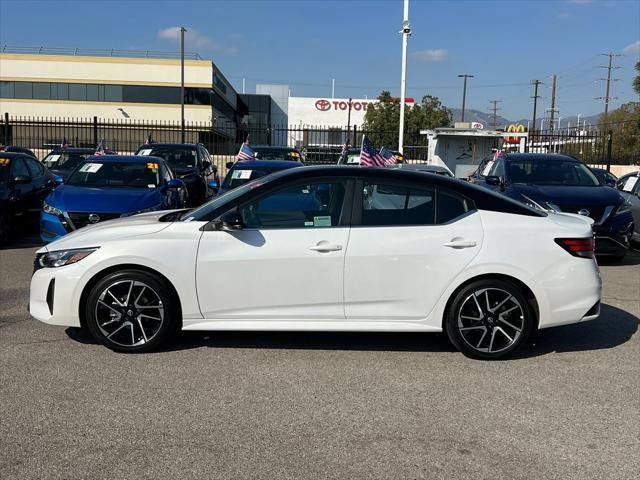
[222, 165, 287, 189]
[253, 148, 301, 161]
[43, 152, 90, 171]
[0, 158, 10, 181]
[138, 147, 198, 169]
[507, 160, 599, 186]
[66, 161, 161, 188]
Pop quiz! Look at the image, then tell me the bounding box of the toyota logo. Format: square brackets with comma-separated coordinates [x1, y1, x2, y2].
[88, 214, 101, 224]
[577, 209, 590, 217]
[315, 99, 331, 111]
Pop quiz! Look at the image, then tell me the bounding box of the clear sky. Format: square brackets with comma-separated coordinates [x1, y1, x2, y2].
[1, 0, 638, 121]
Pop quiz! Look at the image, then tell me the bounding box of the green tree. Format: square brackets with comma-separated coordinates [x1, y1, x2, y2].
[362, 91, 452, 150]
[602, 102, 640, 164]
[633, 61, 640, 96]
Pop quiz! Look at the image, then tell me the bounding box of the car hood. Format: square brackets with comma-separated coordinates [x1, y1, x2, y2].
[508, 184, 621, 207]
[37, 210, 177, 253]
[47, 185, 161, 213]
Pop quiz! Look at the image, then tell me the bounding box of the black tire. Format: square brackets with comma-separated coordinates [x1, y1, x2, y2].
[84, 269, 180, 353]
[445, 279, 536, 360]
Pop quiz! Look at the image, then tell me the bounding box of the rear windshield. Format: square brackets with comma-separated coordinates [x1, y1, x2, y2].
[222, 166, 286, 189]
[138, 147, 198, 169]
[66, 161, 161, 188]
[43, 152, 90, 171]
[253, 148, 301, 161]
[507, 160, 599, 187]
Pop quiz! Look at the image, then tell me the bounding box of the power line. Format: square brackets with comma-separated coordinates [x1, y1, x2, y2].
[595, 52, 623, 124]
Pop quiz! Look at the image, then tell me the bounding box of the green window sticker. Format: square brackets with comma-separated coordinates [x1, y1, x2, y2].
[313, 216, 332, 227]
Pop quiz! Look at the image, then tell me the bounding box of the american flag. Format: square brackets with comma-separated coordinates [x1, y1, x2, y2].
[94, 140, 106, 156]
[492, 149, 504, 161]
[359, 136, 387, 167]
[341, 141, 350, 156]
[379, 146, 397, 166]
[60, 137, 69, 148]
[144, 132, 153, 145]
[236, 139, 255, 162]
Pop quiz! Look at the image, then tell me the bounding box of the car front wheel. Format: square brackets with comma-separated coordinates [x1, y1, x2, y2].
[445, 279, 535, 360]
[85, 269, 179, 353]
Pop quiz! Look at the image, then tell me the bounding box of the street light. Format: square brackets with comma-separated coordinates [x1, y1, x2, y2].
[398, 0, 411, 154]
[458, 74, 474, 122]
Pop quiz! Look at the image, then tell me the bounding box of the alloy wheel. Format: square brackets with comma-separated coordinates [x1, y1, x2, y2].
[95, 280, 164, 347]
[457, 287, 525, 354]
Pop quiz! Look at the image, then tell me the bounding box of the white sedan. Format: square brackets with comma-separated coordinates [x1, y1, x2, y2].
[29, 166, 601, 359]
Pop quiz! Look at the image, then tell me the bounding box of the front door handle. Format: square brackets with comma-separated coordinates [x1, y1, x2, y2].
[443, 237, 477, 249]
[309, 242, 343, 252]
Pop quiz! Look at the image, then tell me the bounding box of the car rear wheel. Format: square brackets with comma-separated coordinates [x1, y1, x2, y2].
[445, 279, 535, 360]
[85, 270, 179, 353]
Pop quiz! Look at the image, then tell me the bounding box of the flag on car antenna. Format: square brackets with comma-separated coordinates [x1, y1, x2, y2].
[60, 137, 69, 148]
[379, 146, 397, 166]
[359, 135, 387, 167]
[144, 132, 153, 145]
[94, 140, 106, 156]
[236, 134, 255, 162]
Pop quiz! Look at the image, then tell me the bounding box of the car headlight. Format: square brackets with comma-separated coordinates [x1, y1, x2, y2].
[36, 248, 98, 269]
[43, 202, 64, 216]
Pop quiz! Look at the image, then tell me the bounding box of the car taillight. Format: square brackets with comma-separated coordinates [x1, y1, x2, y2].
[554, 238, 594, 258]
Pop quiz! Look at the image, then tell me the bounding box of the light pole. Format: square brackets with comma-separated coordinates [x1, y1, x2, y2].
[180, 26, 186, 144]
[458, 74, 473, 122]
[398, 0, 411, 154]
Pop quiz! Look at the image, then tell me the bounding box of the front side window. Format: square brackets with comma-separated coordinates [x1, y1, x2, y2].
[239, 181, 347, 229]
[25, 157, 45, 177]
[487, 159, 505, 177]
[66, 161, 160, 188]
[362, 183, 435, 226]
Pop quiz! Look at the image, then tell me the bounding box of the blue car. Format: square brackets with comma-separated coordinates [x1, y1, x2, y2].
[472, 153, 634, 259]
[40, 155, 187, 242]
[218, 160, 303, 196]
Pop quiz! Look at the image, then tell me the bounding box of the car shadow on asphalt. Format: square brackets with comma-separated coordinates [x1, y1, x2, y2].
[65, 303, 638, 358]
[598, 249, 640, 266]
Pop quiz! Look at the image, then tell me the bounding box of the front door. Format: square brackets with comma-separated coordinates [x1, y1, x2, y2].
[196, 179, 351, 320]
[344, 180, 483, 321]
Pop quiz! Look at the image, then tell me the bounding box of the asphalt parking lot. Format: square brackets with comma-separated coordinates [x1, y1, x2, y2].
[1, 236, 638, 480]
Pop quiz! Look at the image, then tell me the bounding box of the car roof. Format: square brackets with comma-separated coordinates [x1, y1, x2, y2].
[502, 153, 579, 162]
[0, 152, 34, 160]
[230, 160, 301, 168]
[48, 148, 116, 154]
[139, 143, 198, 149]
[251, 145, 299, 151]
[83, 155, 164, 163]
[399, 163, 449, 171]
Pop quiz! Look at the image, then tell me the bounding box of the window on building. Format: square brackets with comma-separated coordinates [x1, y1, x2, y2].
[86, 84, 100, 101]
[33, 83, 50, 100]
[14, 82, 33, 99]
[69, 84, 87, 101]
[0, 81, 15, 98]
[104, 85, 123, 102]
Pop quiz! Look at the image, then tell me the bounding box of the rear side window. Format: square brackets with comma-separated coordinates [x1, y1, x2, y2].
[361, 183, 435, 226]
[25, 157, 45, 177]
[11, 158, 30, 178]
[438, 190, 469, 223]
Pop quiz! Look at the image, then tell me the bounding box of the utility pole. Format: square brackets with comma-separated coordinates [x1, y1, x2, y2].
[398, 0, 411, 154]
[596, 52, 622, 126]
[548, 74, 558, 131]
[489, 100, 502, 128]
[180, 26, 186, 144]
[458, 74, 473, 122]
[331, 78, 335, 99]
[531, 79, 542, 134]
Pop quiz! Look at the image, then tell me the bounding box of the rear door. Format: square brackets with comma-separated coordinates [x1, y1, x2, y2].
[9, 157, 34, 217]
[344, 179, 483, 321]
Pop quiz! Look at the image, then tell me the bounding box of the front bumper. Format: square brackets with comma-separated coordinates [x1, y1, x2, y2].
[30, 261, 86, 327]
[593, 218, 634, 256]
[40, 211, 68, 243]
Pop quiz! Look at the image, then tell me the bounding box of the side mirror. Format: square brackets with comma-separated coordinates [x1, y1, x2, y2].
[605, 180, 616, 188]
[215, 210, 244, 231]
[54, 175, 64, 185]
[166, 178, 185, 189]
[14, 175, 30, 185]
[485, 175, 500, 186]
[226, 161, 235, 169]
[202, 160, 211, 170]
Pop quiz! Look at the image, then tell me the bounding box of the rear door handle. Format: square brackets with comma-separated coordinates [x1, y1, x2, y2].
[443, 238, 477, 249]
[309, 243, 343, 252]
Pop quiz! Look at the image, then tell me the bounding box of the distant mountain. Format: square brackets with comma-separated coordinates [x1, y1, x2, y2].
[449, 108, 603, 130]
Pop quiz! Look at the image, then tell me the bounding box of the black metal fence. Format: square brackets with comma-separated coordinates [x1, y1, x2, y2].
[1, 114, 627, 175]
